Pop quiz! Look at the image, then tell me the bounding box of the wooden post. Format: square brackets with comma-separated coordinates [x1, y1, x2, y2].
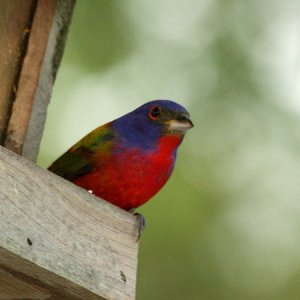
[0, 0, 36, 145]
[0, 0, 75, 162]
[0, 1, 139, 299]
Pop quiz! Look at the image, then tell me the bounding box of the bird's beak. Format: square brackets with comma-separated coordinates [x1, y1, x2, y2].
[168, 113, 194, 133]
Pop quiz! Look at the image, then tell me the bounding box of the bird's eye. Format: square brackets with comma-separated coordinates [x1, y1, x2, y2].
[149, 106, 161, 120]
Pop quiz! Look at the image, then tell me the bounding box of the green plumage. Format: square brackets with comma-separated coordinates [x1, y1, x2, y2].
[48, 124, 114, 181]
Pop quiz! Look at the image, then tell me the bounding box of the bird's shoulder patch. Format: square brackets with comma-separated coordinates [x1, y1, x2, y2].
[48, 124, 115, 181]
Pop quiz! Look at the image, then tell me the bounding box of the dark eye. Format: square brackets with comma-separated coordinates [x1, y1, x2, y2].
[149, 106, 161, 120]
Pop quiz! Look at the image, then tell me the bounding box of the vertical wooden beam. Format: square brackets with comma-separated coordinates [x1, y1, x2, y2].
[1, 0, 75, 162]
[0, 0, 36, 143]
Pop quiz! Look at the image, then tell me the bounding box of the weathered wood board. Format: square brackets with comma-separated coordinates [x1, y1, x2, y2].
[0, 146, 139, 299]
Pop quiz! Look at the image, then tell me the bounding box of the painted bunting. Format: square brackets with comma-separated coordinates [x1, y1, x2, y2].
[48, 100, 193, 211]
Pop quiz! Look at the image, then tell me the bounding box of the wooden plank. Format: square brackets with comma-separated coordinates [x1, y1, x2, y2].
[0, 146, 139, 299]
[4, 0, 75, 162]
[0, 266, 50, 300]
[0, 0, 36, 143]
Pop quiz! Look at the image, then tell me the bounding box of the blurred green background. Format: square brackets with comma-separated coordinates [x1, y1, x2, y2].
[38, 1, 300, 299]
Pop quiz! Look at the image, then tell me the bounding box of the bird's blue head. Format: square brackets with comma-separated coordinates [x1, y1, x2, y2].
[113, 100, 193, 151]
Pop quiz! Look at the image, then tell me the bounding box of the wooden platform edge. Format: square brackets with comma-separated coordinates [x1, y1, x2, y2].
[0, 146, 139, 300]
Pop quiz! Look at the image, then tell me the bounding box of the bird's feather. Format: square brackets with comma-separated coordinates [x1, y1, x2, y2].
[48, 124, 114, 181]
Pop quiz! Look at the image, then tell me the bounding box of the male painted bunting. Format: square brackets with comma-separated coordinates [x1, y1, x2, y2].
[48, 100, 193, 211]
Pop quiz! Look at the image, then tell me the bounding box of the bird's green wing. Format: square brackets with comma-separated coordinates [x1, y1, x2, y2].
[48, 124, 114, 181]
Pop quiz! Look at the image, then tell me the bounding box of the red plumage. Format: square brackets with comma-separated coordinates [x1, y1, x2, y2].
[72, 135, 181, 210]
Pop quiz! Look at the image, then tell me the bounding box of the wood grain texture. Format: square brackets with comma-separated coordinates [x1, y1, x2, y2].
[22, 0, 76, 162]
[0, 266, 50, 299]
[0, 0, 36, 142]
[0, 146, 139, 299]
[4, 0, 75, 161]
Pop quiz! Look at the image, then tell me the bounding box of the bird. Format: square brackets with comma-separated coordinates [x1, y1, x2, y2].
[48, 100, 193, 212]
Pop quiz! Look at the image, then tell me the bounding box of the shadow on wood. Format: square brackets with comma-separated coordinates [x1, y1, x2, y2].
[0, 146, 139, 299]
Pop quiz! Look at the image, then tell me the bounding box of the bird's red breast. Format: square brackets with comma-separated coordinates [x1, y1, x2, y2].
[73, 135, 182, 210]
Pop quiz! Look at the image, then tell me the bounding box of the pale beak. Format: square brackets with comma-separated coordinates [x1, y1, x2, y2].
[169, 113, 193, 133]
